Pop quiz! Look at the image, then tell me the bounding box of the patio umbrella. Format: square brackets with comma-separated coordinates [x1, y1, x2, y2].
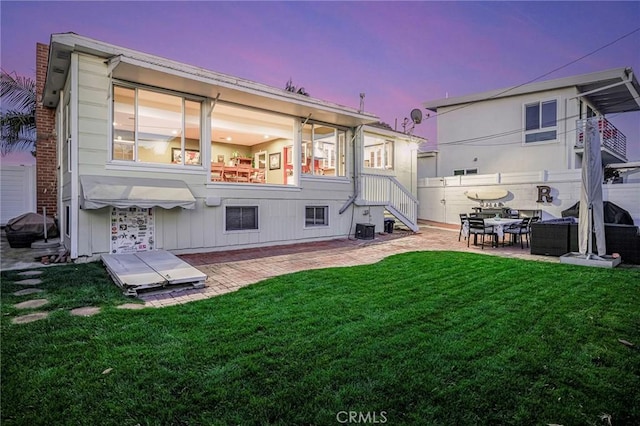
[578, 118, 606, 257]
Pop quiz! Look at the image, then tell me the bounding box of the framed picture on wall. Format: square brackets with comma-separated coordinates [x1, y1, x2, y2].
[269, 152, 281, 170]
[172, 148, 200, 165]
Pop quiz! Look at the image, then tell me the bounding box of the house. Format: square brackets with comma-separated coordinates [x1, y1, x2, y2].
[423, 67, 639, 176]
[418, 68, 640, 224]
[37, 33, 422, 261]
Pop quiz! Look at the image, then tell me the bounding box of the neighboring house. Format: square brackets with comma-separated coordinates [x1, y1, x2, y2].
[418, 68, 640, 225]
[423, 68, 640, 176]
[38, 33, 422, 261]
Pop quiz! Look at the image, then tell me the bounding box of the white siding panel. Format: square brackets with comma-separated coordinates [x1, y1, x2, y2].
[0, 165, 36, 225]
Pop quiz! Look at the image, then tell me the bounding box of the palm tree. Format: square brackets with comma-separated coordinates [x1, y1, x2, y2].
[0, 69, 36, 156]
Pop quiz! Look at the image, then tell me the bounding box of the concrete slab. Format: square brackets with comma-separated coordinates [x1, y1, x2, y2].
[13, 288, 45, 296]
[14, 278, 43, 286]
[560, 252, 622, 268]
[14, 299, 49, 309]
[70, 306, 101, 317]
[11, 312, 49, 324]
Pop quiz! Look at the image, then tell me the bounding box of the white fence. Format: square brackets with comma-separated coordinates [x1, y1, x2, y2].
[417, 169, 640, 225]
[1, 165, 36, 226]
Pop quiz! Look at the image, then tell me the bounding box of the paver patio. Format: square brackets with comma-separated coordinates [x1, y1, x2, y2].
[141, 223, 560, 307]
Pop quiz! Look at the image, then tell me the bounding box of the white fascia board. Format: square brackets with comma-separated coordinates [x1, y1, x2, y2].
[423, 67, 631, 111]
[48, 33, 379, 127]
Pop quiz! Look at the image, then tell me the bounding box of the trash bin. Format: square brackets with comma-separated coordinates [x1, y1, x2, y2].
[384, 218, 395, 234]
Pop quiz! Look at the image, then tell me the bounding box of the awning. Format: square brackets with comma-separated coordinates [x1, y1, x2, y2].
[80, 175, 196, 210]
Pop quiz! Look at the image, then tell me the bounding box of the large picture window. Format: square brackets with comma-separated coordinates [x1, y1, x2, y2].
[363, 134, 394, 169]
[211, 103, 294, 185]
[112, 85, 202, 165]
[301, 123, 346, 177]
[524, 100, 557, 143]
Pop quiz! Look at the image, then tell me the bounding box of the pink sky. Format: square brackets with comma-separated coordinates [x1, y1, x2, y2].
[2, 1, 639, 163]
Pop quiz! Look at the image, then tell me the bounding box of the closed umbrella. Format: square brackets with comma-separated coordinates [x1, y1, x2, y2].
[578, 118, 606, 258]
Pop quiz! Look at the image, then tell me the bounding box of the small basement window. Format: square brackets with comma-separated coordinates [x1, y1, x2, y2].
[226, 206, 258, 231]
[305, 206, 328, 227]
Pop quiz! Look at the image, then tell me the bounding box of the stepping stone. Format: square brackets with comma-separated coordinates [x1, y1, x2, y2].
[17, 270, 43, 277]
[13, 288, 45, 296]
[14, 299, 49, 309]
[12, 312, 49, 324]
[116, 303, 146, 310]
[14, 278, 43, 286]
[70, 306, 101, 317]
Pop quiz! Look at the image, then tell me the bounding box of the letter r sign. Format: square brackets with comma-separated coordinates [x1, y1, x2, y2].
[536, 185, 553, 203]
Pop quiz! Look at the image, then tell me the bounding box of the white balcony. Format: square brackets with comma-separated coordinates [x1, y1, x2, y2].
[576, 117, 627, 164]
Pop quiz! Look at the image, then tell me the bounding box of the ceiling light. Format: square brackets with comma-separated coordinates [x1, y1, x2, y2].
[226, 136, 232, 141]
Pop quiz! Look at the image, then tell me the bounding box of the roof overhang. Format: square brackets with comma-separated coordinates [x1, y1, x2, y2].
[79, 175, 196, 210]
[43, 33, 378, 128]
[424, 67, 640, 115]
[362, 124, 427, 144]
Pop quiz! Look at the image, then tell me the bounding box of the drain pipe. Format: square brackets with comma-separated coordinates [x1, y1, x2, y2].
[339, 126, 361, 214]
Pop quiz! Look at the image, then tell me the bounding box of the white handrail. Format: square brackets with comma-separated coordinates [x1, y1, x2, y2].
[360, 174, 419, 231]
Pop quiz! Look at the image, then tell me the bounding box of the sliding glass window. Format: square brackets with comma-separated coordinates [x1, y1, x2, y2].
[112, 85, 202, 165]
[301, 123, 346, 177]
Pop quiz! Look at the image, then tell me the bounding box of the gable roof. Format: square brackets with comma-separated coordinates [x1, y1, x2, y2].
[42, 33, 379, 128]
[423, 67, 640, 115]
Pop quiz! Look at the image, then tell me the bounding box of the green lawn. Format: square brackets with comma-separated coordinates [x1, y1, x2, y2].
[1, 252, 639, 425]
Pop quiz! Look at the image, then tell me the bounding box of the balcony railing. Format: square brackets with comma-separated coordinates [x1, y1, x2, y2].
[576, 117, 626, 161]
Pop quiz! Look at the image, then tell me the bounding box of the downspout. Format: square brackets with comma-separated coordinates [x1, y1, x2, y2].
[339, 126, 361, 214]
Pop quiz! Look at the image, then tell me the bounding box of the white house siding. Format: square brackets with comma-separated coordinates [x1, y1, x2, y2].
[436, 87, 577, 176]
[418, 170, 640, 225]
[66, 55, 372, 259]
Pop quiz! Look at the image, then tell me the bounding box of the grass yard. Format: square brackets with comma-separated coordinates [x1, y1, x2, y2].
[1, 252, 639, 425]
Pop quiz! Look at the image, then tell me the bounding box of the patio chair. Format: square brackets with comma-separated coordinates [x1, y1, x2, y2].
[467, 217, 494, 249]
[504, 217, 532, 249]
[458, 213, 468, 241]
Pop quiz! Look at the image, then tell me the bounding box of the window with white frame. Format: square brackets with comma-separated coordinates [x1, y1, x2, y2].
[301, 122, 346, 177]
[225, 206, 258, 231]
[524, 100, 557, 143]
[112, 84, 202, 165]
[363, 134, 394, 169]
[305, 206, 328, 227]
[453, 168, 478, 176]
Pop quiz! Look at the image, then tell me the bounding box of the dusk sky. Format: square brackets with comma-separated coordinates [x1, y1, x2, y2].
[2, 1, 639, 164]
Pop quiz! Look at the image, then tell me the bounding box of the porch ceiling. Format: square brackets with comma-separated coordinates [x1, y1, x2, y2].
[576, 71, 640, 114]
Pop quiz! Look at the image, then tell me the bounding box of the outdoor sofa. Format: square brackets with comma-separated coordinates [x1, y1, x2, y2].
[530, 218, 640, 264]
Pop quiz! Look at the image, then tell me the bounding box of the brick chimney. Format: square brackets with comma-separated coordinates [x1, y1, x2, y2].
[35, 42, 58, 218]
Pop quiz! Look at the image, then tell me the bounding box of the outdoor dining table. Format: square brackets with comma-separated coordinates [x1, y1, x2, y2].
[483, 217, 522, 239]
[462, 217, 522, 247]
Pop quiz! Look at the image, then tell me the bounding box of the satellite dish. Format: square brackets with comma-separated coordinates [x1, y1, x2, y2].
[410, 108, 423, 124]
